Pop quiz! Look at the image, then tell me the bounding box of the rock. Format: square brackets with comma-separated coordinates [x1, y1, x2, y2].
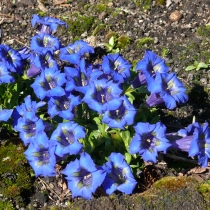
[169, 10, 183, 22]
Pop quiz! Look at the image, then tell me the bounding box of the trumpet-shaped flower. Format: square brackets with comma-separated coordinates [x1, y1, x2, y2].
[102, 96, 136, 129]
[62, 152, 106, 199]
[12, 95, 46, 130]
[146, 73, 188, 109]
[50, 122, 85, 157]
[129, 122, 171, 163]
[0, 63, 15, 84]
[30, 34, 61, 54]
[31, 68, 66, 100]
[27, 51, 59, 78]
[0, 108, 13, 122]
[82, 78, 122, 114]
[102, 54, 131, 83]
[60, 40, 94, 64]
[24, 132, 57, 177]
[131, 50, 169, 88]
[102, 152, 137, 195]
[169, 122, 210, 168]
[48, 93, 80, 120]
[0, 44, 23, 74]
[16, 112, 45, 145]
[31, 14, 67, 34]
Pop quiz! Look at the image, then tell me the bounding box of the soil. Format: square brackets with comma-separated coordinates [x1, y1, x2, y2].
[0, 0, 210, 209]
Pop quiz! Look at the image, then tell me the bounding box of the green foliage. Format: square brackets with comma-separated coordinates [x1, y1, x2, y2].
[196, 25, 210, 37]
[136, 37, 154, 49]
[161, 47, 170, 58]
[65, 14, 94, 39]
[155, 0, 166, 5]
[197, 181, 210, 205]
[134, 0, 153, 10]
[104, 36, 120, 53]
[185, 60, 209, 71]
[0, 139, 33, 202]
[117, 35, 130, 49]
[0, 200, 15, 210]
[36, 10, 47, 17]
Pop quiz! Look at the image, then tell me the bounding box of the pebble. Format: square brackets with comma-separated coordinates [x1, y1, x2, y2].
[169, 10, 183, 22]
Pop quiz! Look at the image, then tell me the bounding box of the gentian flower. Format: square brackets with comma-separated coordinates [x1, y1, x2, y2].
[31, 14, 68, 34]
[48, 93, 80, 120]
[102, 53, 131, 83]
[24, 132, 57, 177]
[0, 44, 23, 74]
[102, 152, 137, 195]
[31, 68, 66, 100]
[12, 95, 46, 130]
[30, 34, 61, 54]
[102, 96, 136, 129]
[146, 73, 188, 109]
[27, 51, 59, 78]
[65, 58, 101, 94]
[0, 108, 13, 122]
[131, 50, 169, 88]
[129, 122, 171, 163]
[169, 122, 210, 168]
[0, 63, 15, 84]
[50, 122, 85, 157]
[82, 78, 122, 114]
[62, 152, 106, 199]
[16, 112, 45, 145]
[59, 40, 94, 64]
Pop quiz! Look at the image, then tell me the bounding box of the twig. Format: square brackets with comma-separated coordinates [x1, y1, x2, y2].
[38, 177, 61, 200]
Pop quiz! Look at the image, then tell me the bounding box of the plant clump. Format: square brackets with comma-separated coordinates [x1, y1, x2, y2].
[0, 139, 33, 207]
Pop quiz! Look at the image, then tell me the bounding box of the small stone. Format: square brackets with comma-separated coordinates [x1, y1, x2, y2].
[107, 2, 114, 7]
[169, 10, 183, 22]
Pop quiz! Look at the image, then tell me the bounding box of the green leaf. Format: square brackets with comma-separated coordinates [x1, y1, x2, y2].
[109, 36, 115, 46]
[124, 152, 132, 164]
[196, 62, 208, 70]
[185, 65, 196, 71]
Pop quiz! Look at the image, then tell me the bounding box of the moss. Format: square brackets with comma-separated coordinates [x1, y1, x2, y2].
[153, 176, 190, 191]
[196, 25, 210, 37]
[134, 0, 153, 10]
[117, 35, 130, 49]
[155, 0, 166, 5]
[0, 200, 15, 210]
[65, 13, 94, 39]
[94, 3, 107, 13]
[0, 139, 33, 206]
[36, 10, 47, 17]
[136, 37, 154, 49]
[92, 24, 107, 36]
[197, 181, 210, 206]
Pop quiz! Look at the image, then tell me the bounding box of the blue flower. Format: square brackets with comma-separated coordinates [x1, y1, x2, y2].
[102, 152, 137, 195]
[131, 50, 169, 88]
[146, 73, 188, 109]
[129, 122, 171, 163]
[0, 63, 15, 84]
[27, 51, 59, 78]
[136, 50, 169, 76]
[102, 54, 131, 83]
[0, 108, 13, 122]
[172, 122, 210, 168]
[31, 68, 66, 100]
[47, 93, 80, 120]
[50, 122, 85, 157]
[30, 34, 61, 54]
[16, 112, 45, 145]
[31, 14, 68, 34]
[24, 132, 57, 177]
[12, 95, 46, 130]
[60, 40, 94, 64]
[62, 152, 106, 199]
[102, 96, 136, 129]
[82, 78, 122, 114]
[0, 44, 23, 74]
